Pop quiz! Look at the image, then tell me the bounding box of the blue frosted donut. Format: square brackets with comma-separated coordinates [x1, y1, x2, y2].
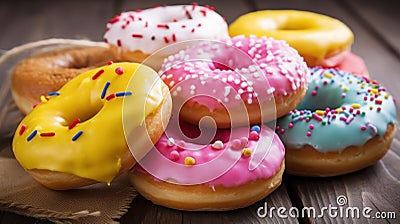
[276, 67, 397, 176]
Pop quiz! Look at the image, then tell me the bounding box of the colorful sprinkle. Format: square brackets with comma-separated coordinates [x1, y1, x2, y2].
[352, 103, 361, 109]
[106, 93, 116, 101]
[361, 126, 367, 131]
[19, 124, 27, 135]
[115, 67, 124, 75]
[375, 99, 382, 105]
[48, 92, 60, 96]
[101, 82, 111, 99]
[27, 130, 38, 141]
[68, 118, 80, 130]
[115, 91, 133, 97]
[249, 131, 260, 140]
[169, 150, 180, 161]
[306, 131, 311, 137]
[72, 131, 83, 141]
[184, 156, 195, 166]
[251, 125, 261, 133]
[131, 33, 143, 38]
[40, 132, 55, 137]
[242, 148, 252, 157]
[92, 69, 105, 80]
[40, 95, 49, 103]
[211, 140, 224, 149]
[167, 137, 175, 147]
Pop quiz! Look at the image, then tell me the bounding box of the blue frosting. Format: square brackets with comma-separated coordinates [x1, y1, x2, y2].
[276, 67, 397, 152]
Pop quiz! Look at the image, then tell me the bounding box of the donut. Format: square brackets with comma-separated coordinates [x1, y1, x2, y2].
[229, 10, 369, 76]
[276, 67, 397, 176]
[11, 46, 115, 114]
[103, 4, 228, 70]
[12, 62, 172, 190]
[159, 35, 308, 128]
[130, 122, 285, 211]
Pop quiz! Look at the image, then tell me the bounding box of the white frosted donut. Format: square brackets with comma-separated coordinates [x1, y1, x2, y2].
[103, 4, 228, 69]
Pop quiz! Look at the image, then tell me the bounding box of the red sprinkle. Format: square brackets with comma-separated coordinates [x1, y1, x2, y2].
[377, 107, 381, 112]
[68, 118, 81, 130]
[181, 25, 186, 28]
[191, 28, 195, 33]
[200, 9, 207, 16]
[191, 2, 197, 10]
[361, 126, 367, 131]
[92, 69, 105, 80]
[288, 123, 294, 128]
[19, 124, 27, 135]
[157, 24, 169, 29]
[108, 16, 120, 24]
[115, 67, 124, 75]
[163, 36, 169, 43]
[117, 39, 122, 47]
[375, 99, 383, 105]
[309, 124, 314, 130]
[40, 132, 55, 137]
[107, 61, 113, 65]
[311, 90, 317, 96]
[135, 9, 142, 12]
[132, 33, 143, 38]
[145, 21, 148, 27]
[32, 102, 40, 109]
[106, 93, 116, 101]
[172, 34, 176, 42]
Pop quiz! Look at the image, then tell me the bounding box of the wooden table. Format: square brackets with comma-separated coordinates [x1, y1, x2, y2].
[0, 0, 399, 223]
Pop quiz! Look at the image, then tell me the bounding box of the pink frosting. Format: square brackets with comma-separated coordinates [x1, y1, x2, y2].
[134, 121, 285, 187]
[328, 52, 368, 77]
[159, 35, 308, 111]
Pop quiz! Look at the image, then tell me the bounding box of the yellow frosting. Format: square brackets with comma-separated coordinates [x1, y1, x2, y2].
[229, 10, 354, 61]
[13, 62, 164, 184]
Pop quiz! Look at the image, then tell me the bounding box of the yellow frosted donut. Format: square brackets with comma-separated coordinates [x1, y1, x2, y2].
[229, 10, 354, 67]
[12, 62, 172, 190]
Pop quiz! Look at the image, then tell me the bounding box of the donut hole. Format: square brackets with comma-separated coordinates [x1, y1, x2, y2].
[62, 100, 104, 127]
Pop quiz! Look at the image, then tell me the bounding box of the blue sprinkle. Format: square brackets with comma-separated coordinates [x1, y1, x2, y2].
[48, 92, 60, 96]
[116, 91, 133, 97]
[342, 110, 350, 117]
[251, 125, 261, 133]
[72, 131, 83, 141]
[27, 130, 38, 141]
[101, 81, 111, 99]
[292, 116, 301, 123]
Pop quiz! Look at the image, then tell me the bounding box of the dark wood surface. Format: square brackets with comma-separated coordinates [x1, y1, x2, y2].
[0, 0, 399, 223]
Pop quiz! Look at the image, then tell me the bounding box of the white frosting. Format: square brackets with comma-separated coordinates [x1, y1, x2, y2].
[104, 5, 228, 54]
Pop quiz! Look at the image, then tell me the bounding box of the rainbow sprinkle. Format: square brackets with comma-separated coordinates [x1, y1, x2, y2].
[72, 131, 83, 141]
[27, 130, 38, 141]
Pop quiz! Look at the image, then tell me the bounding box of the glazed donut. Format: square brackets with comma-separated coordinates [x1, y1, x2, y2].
[12, 62, 172, 190]
[103, 4, 228, 70]
[229, 10, 369, 76]
[130, 122, 285, 211]
[276, 67, 397, 176]
[11, 45, 115, 114]
[159, 35, 308, 128]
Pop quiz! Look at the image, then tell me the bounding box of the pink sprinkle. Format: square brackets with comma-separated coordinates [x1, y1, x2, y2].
[361, 126, 367, 131]
[32, 102, 40, 109]
[19, 124, 27, 135]
[115, 67, 124, 75]
[306, 131, 312, 137]
[249, 131, 260, 141]
[169, 150, 180, 161]
[309, 124, 314, 130]
[240, 137, 248, 148]
[135, 9, 142, 12]
[231, 139, 242, 150]
[311, 90, 317, 96]
[342, 106, 346, 110]
[132, 34, 143, 38]
[280, 128, 285, 134]
[349, 108, 354, 113]
[313, 114, 323, 122]
[305, 117, 310, 122]
[288, 123, 294, 128]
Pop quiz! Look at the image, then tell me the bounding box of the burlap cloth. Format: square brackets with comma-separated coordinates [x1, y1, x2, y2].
[0, 39, 138, 223]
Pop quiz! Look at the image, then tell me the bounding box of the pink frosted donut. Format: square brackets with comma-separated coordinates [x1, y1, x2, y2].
[159, 35, 308, 128]
[130, 123, 285, 211]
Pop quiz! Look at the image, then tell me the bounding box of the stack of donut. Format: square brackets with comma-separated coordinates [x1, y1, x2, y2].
[10, 3, 397, 213]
